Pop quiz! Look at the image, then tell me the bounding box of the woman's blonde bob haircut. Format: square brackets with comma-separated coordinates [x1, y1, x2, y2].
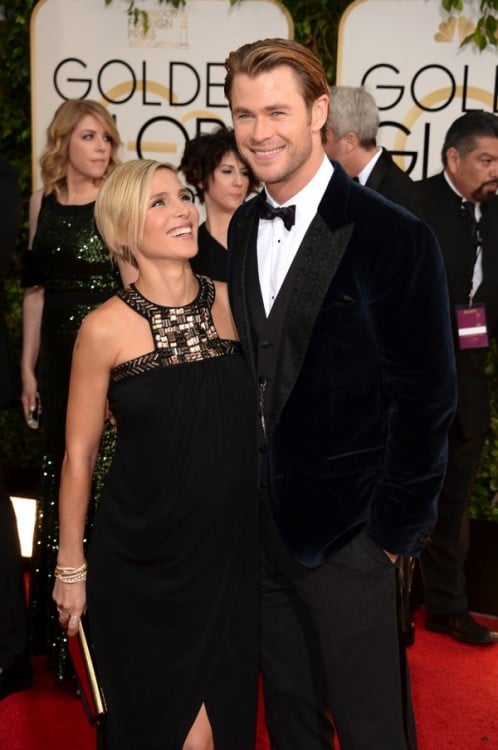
[41, 99, 121, 197]
[95, 159, 177, 268]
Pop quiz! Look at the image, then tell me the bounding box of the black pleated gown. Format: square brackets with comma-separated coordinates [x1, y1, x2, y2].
[86, 277, 259, 750]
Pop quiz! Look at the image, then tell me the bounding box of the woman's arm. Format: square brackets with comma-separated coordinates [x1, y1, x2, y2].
[20, 189, 45, 422]
[52, 308, 116, 635]
[21, 287, 44, 422]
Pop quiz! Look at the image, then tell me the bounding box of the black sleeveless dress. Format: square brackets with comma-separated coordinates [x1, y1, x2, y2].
[86, 277, 259, 750]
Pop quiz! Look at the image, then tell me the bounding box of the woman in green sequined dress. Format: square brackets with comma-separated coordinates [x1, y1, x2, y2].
[52, 159, 259, 749]
[20, 100, 137, 682]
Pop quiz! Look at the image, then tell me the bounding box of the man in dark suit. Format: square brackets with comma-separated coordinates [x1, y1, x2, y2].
[417, 111, 498, 646]
[0, 155, 32, 700]
[325, 85, 419, 214]
[224, 38, 456, 749]
[325, 84, 420, 646]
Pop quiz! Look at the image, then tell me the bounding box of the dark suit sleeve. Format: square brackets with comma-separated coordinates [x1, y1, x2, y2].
[0, 157, 22, 281]
[366, 217, 457, 555]
[0, 157, 22, 407]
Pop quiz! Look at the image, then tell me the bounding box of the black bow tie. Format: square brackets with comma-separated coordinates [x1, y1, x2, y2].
[256, 197, 296, 231]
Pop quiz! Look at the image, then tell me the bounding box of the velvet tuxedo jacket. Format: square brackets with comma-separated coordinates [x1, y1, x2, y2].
[366, 148, 421, 216]
[417, 173, 498, 440]
[228, 162, 457, 568]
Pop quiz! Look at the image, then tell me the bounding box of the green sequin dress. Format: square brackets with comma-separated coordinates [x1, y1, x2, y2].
[24, 193, 122, 682]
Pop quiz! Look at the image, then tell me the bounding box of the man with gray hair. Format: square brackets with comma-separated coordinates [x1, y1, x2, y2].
[325, 85, 419, 214]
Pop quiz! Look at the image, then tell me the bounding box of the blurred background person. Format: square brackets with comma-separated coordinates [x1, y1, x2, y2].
[20, 99, 137, 683]
[418, 111, 498, 645]
[0, 155, 31, 700]
[180, 127, 258, 281]
[325, 85, 420, 215]
[53, 159, 258, 750]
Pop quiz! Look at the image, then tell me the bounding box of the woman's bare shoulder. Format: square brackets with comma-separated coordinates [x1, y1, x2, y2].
[77, 295, 130, 347]
[212, 280, 238, 340]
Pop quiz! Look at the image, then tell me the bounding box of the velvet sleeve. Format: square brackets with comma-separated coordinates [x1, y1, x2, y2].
[366, 217, 457, 556]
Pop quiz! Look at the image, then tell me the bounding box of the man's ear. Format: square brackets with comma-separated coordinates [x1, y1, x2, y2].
[445, 146, 459, 176]
[312, 94, 329, 133]
[342, 131, 359, 154]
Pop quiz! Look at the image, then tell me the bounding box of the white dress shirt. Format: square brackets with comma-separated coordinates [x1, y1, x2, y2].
[257, 156, 334, 315]
[356, 147, 383, 186]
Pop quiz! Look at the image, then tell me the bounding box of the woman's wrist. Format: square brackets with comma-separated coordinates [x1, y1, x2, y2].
[54, 560, 87, 583]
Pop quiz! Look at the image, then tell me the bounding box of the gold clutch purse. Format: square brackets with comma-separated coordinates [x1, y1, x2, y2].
[67, 617, 107, 725]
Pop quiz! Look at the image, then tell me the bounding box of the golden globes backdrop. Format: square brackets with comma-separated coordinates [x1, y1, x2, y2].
[338, 0, 497, 179]
[30, 0, 293, 190]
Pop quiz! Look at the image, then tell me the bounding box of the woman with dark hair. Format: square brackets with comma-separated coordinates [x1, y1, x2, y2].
[20, 99, 137, 681]
[180, 127, 258, 281]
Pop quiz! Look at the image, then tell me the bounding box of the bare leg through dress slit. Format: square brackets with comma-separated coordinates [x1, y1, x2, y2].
[182, 703, 214, 750]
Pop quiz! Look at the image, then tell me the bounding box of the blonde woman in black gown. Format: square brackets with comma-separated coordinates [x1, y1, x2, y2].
[53, 160, 258, 750]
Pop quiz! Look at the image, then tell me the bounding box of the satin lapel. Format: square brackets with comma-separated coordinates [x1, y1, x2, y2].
[366, 151, 389, 193]
[268, 213, 354, 438]
[228, 207, 258, 384]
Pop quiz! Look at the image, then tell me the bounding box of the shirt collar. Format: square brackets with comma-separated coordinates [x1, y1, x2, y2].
[443, 170, 481, 218]
[357, 147, 382, 186]
[264, 154, 333, 211]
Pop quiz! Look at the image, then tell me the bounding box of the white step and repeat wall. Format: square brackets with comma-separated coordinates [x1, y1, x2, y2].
[31, 0, 498, 186]
[30, 0, 293, 190]
[337, 0, 498, 180]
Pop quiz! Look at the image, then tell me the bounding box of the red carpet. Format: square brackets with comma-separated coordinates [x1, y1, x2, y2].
[1, 608, 497, 749]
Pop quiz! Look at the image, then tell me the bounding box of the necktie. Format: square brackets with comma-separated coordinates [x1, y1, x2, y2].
[461, 200, 482, 252]
[256, 197, 296, 231]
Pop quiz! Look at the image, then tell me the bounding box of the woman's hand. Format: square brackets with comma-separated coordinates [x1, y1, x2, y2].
[21, 373, 41, 428]
[52, 578, 87, 637]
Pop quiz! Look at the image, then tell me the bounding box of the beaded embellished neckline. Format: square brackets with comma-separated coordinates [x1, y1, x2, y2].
[111, 275, 240, 382]
[130, 278, 201, 311]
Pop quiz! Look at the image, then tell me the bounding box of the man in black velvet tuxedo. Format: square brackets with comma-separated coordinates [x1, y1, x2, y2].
[417, 112, 498, 646]
[0, 155, 32, 700]
[224, 39, 456, 749]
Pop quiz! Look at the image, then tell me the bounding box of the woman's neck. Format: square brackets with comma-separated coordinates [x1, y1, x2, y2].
[135, 264, 199, 307]
[59, 181, 100, 206]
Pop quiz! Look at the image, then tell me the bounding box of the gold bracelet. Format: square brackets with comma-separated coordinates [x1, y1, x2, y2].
[54, 561, 87, 584]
